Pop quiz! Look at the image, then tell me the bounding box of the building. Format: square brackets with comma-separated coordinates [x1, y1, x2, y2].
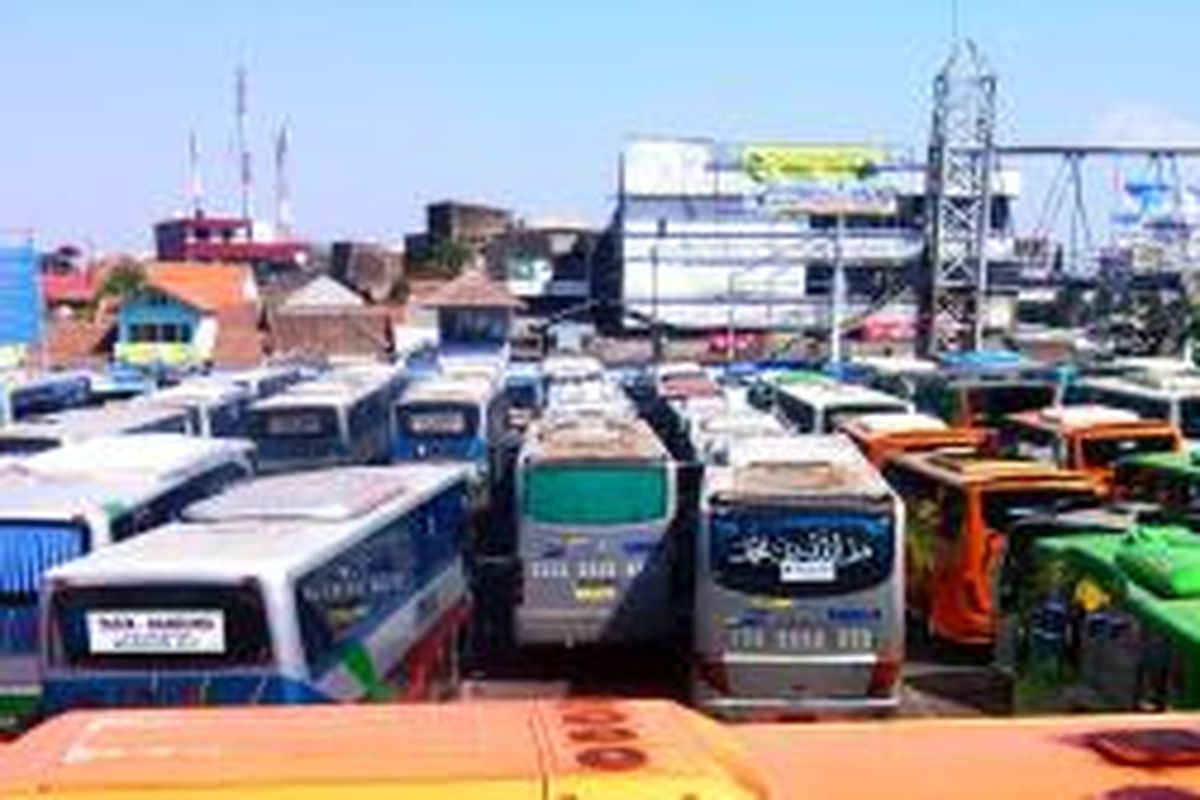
[419, 269, 523, 354]
[154, 213, 307, 270]
[113, 262, 260, 368]
[612, 137, 1021, 332]
[484, 218, 598, 315]
[0, 238, 42, 367]
[405, 201, 514, 271]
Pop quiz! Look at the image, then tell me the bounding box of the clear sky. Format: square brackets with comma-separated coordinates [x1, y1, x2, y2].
[2, 1, 1198, 254]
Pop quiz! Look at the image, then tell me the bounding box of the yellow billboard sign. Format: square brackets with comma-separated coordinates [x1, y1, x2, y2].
[742, 145, 885, 184]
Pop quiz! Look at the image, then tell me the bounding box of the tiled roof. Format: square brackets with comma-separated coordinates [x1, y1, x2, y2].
[211, 304, 264, 368]
[144, 262, 256, 312]
[268, 307, 394, 360]
[419, 269, 523, 309]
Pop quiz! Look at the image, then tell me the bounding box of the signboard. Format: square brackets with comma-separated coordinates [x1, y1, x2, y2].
[741, 144, 897, 217]
[506, 254, 553, 297]
[87, 609, 226, 654]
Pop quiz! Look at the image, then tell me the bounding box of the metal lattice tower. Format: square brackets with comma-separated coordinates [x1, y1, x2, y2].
[918, 39, 997, 355]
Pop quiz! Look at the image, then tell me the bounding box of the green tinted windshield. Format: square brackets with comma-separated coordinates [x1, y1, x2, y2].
[524, 464, 667, 525]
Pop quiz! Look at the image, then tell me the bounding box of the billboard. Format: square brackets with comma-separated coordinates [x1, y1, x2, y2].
[740, 144, 897, 217]
[0, 242, 42, 354]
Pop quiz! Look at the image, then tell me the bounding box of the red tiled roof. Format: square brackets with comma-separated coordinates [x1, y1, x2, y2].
[144, 262, 255, 312]
[267, 307, 394, 360]
[418, 269, 523, 309]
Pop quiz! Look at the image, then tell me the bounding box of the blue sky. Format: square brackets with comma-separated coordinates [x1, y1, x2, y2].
[2, 1, 1198, 253]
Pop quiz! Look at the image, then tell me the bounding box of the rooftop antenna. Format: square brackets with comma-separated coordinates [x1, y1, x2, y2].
[187, 129, 204, 217]
[235, 63, 253, 226]
[950, 0, 960, 41]
[274, 120, 292, 234]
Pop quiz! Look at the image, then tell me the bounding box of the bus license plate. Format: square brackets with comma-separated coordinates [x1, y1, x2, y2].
[780, 559, 835, 583]
[87, 610, 226, 654]
[574, 584, 616, 602]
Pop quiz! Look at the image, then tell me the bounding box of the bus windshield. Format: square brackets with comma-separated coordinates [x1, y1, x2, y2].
[524, 464, 667, 525]
[966, 384, 1057, 426]
[50, 584, 272, 670]
[825, 404, 908, 432]
[398, 405, 479, 438]
[1180, 399, 1200, 439]
[1080, 434, 1177, 470]
[709, 506, 893, 598]
[252, 408, 339, 439]
[980, 486, 1100, 534]
[0, 521, 86, 654]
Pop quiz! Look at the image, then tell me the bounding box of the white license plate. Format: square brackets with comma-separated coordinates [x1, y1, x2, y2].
[779, 559, 835, 583]
[87, 610, 226, 654]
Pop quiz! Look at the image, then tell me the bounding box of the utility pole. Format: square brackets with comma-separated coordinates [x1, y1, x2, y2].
[830, 212, 846, 365]
[236, 64, 253, 226]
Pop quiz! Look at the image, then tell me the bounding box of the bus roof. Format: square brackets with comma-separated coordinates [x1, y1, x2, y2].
[49, 466, 467, 581]
[542, 354, 604, 382]
[399, 375, 496, 406]
[19, 434, 252, 482]
[710, 434, 892, 501]
[1122, 449, 1200, 477]
[841, 411, 948, 435]
[1080, 372, 1200, 399]
[0, 403, 188, 444]
[0, 469, 188, 523]
[893, 450, 1097, 489]
[851, 355, 939, 375]
[185, 464, 463, 524]
[525, 413, 667, 463]
[0, 700, 766, 799]
[252, 365, 401, 411]
[775, 379, 910, 411]
[140, 377, 253, 408]
[1005, 404, 1179, 437]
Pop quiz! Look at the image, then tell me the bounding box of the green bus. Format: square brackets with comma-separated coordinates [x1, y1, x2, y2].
[1115, 450, 1200, 512]
[999, 525, 1200, 714]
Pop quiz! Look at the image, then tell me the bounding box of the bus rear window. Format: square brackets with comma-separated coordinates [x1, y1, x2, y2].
[710, 508, 893, 597]
[980, 487, 1100, 534]
[524, 464, 667, 525]
[398, 405, 476, 437]
[50, 584, 271, 669]
[967, 384, 1057, 425]
[1081, 434, 1178, 470]
[0, 521, 86, 654]
[253, 408, 337, 438]
[1180, 399, 1200, 439]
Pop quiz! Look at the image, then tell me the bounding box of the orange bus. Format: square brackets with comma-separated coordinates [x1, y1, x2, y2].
[881, 451, 1102, 644]
[1000, 404, 1184, 497]
[8, 699, 1200, 799]
[840, 411, 986, 466]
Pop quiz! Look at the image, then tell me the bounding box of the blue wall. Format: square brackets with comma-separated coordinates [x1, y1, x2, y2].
[0, 244, 42, 346]
[116, 292, 201, 343]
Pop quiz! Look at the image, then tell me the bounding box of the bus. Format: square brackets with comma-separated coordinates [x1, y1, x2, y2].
[140, 377, 255, 438]
[0, 403, 191, 457]
[693, 435, 903, 719]
[840, 411, 986, 466]
[515, 411, 677, 646]
[40, 465, 471, 714]
[684, 404, 786, 467]
[1069, 371, 1200, 446]
[0, 434, 253, 729]
[9, 697, 1200, 799]
[1000, 525, 1200, 713]
[914, 372, 1059, 432]
[248, 364, 405, 473]
[851, 355, 939, 402]
[502, 361, 545, 432]
[881, 450, 1102, 644]
[227, 364, 310, 401]
[773, 380, 911, 435]
[393, 374, 507, 496]
[1000, 405, 1183, 496]
[0, 371, 92, 424]
[1114, 449, 1200, 512]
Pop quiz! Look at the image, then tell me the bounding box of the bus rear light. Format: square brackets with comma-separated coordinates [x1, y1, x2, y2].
[867, 655, 902, 698]
[695, 656, 731, 696]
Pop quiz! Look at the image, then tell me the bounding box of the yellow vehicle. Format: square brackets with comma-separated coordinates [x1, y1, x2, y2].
[9, 699, 1200, 798]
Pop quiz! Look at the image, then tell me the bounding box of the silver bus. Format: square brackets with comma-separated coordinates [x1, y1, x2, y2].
[693, 434, 904, 720]
[248, 364, 405, 473]
[515, 410, 676, 646]
[0, 403, 191, 457]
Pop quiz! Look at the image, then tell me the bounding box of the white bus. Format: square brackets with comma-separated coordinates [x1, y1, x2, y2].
[140, 378, 255, 439]
[694, 435, 904, 720]
[248, 364, 406, 473]
[0, 434, 254, 727]
[0, 403, 191, 457]
[40, 465, 472, 713]
[774, 380, 912, 435]
[1069, 371, 1200, 445]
